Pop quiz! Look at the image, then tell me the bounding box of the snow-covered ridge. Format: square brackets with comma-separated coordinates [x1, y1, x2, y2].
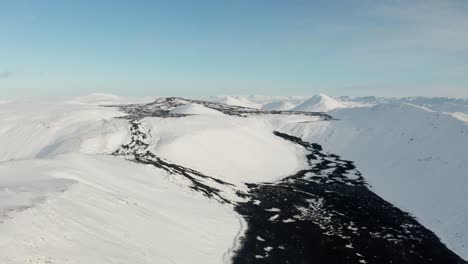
[337, 95, 468, 115]
[202, 94, 468, 115]
[212, 96, 263, 109]
[110, 97, 333, 120]
[292, 94, 345, 112]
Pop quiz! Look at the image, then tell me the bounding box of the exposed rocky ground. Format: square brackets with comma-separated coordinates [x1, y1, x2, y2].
[108, 97, 333, 119]
[233, 132, 464, 264]
[110, 98, 466, 264]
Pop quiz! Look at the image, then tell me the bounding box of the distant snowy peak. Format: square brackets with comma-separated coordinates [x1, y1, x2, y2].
[292, 94, 345, 112]
[212, 96, 262, 109]
[262, 101, 296, 111]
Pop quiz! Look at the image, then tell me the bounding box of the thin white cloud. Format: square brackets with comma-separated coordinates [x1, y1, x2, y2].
[0, 71, 12, 79]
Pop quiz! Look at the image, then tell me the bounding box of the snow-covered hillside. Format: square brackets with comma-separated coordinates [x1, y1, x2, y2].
[292, 94, 345, 112]
[338, 96, 468, 115]
[274, 102, 468, 259]
[200, 94, 370, 112]
[149, 116, 307, 184]
[0, 98, 243, 263]
[201, 96, 263, 109]
[0, 94, 466, 263]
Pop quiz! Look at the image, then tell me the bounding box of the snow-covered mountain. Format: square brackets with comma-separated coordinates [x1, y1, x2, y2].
[202, 96, 263, 109]
[277, 102, 468, 258]
[337, 95, 468, 115]
[199, 94, 371, 113]
[0, 94, 467, 263]
[292, 94, 345, 112]
[261, 101, 297, 111]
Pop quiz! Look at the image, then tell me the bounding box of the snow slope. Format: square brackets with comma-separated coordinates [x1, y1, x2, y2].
[292, 94, 345, 112]
[0, 99, 241, 264]
[274, 102, 468, 259]
[401, 97, 468, 115]
[452, 112, 468, 123]
[0, 100, 130, 162]
[147, 115, 308, 184]
[0, 96, 307, 263]
[338, 96, 468, 116]
[0, 154, 239, 264]
[0, 165, 76, 223]
[205, 96, 262, 109]
[0, 95, 467, 262]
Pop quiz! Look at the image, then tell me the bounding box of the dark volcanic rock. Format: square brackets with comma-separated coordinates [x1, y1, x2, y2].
[109, 98, 466, 264]
[107, 97, 333, 120]
[232, 132, 466, 264]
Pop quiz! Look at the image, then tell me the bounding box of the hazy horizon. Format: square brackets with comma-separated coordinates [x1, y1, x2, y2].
[2, 92, 468, 102]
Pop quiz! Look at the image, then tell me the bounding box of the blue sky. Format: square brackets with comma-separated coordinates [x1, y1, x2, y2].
[1, 0, 467, 97]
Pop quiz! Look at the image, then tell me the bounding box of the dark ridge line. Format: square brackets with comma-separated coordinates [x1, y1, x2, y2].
[105, 97, 334, 120]
[112, 120, 239, 204]
[133, 152, 233, 204]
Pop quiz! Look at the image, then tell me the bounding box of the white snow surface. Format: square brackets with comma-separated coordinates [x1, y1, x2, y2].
[292, 94, 346, 112]
[273, 102, 468, 259]
[0, 100, 130, 162]
[0, 95, 307, 263]
[147, 115, 308, 184]
[0, 98, 241, 264]
[1, 93, 468, 261]
[201, 96, 263, 109]
[338, 96, 468, 115]
[0, 154, 239, 264]
[452, 112, 468, 123]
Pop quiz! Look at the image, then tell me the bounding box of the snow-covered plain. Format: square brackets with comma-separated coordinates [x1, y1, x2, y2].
[0, 94, 467, 262]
